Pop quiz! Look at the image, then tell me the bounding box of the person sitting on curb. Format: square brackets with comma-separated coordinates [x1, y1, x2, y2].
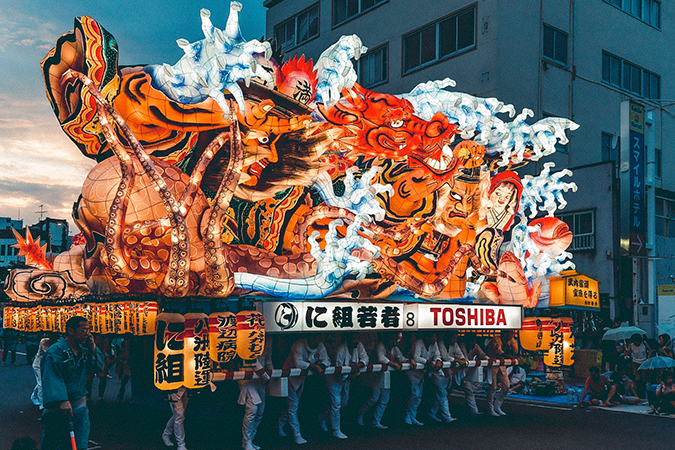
[649, 371, 675, 415]
[606, 363, 642, 405]
[577, 366, 618, 407]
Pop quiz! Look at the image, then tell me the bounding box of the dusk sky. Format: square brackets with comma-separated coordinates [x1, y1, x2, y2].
[0, 0, 266, 232]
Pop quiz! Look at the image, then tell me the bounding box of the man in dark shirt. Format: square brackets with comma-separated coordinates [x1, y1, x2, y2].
[41, 316, 104, 449]
[578, 366, 618, 406]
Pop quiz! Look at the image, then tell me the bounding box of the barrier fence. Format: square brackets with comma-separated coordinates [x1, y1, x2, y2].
[212, 358, 521, 382]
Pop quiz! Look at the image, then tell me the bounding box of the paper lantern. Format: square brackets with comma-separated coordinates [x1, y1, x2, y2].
[208, 311, 237, 368]
[129, 302, 139, 335]
[26, 308, 39, 332]
[101, 303, 115, 334]
[236, 311, 265, 361]
[544, 318, 575, 367]
[137, 302, 158, 336]
[3, 307, 14, 329]
[113, 302, 131, 334]
[183, 312, 211, 389]
[43, 307, 55, 332]
[154, 313, 185, 390]
[520, 317, 556, 351]
[89, 304, 101, 334]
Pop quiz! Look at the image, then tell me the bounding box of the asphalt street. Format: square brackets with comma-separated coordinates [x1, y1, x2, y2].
[2, 358, 674, 450]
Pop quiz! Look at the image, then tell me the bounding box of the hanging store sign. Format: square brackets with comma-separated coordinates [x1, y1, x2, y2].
[548, 271, 600, 309]
[629, 101, 646, 256]
[260, 301, 522, 333]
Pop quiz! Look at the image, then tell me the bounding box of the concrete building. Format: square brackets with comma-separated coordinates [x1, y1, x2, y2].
[31, 218, 70, 257]
[0, 217, 23, 266]
[264, 0, 675, 331]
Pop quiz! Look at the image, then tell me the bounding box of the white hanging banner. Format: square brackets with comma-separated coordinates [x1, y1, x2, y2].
[260, 301, 521, 333]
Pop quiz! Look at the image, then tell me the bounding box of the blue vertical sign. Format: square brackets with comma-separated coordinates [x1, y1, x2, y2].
[629, 101, 645, 256]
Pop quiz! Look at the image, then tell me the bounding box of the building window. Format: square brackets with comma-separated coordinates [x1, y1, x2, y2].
[656, 195, 675, 237]
[601, 132, 620, 164]
[333, 0, 386, 26]
[602, 52, 660, 100]
[543, 25, 567, 66]
[274, 4, 319, 52]
[403, 6, 475, 73]
[655, 148, 662, 179]
[358, 44, 387, 88]
[604, 0, 660, 28]
[558, 210, 595, 251]
[0, 244, 5, 256]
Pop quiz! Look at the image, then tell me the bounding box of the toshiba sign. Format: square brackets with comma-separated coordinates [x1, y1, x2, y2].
[413, 304, 522, 330]
[261, 301, 523, 333]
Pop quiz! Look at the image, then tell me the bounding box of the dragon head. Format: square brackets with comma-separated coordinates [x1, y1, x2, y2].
[319, 83, 460, 179]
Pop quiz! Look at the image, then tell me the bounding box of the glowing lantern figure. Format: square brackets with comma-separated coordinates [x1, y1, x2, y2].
[183, 312, 211, 389]
[520, 317, 556, 351]
[236, 311, 265, 361]
[208, 311, 237, 368]
[154, 313, 186, 390]
[544, 318, 575, 367]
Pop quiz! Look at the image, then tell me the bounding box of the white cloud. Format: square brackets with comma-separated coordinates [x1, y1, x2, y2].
[0, 11, 58, 52]
[0, 118, 35, 128]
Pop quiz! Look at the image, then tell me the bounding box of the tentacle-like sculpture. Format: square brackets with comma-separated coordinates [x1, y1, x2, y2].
[63, 70, 198, 296]
[202, 113, 244, 296]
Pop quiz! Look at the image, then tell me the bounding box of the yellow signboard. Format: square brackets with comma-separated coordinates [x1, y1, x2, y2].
[658, 285, 675, 296]
[549, 271, 600, 309]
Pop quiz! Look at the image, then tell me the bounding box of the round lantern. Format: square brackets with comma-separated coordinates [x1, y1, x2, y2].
[208, 311, 237, 368]
[183, 312, 210, 389]
[154, 312, 185, 390]
[236, 310, 265, 361]
[520, 317, 555, 351]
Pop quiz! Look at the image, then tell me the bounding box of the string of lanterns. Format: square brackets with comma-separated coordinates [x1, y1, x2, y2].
[2, 302, 157, 335]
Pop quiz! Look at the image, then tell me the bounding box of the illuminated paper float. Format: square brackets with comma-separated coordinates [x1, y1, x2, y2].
[2, 1, 580, 309]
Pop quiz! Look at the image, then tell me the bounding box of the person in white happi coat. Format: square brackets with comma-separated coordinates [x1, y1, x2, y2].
[319, 333, 368, 439]
[405, 332, 442, 426]
[486, 336, 510, 416]
[163, 386, 189, 450]
[30, 336, 51, 410]
[239, 337, 274, 450]
[429, 331, 466, 423]
[357, 332, 407, 429]
[459, 332, 488, 416]
[278, 335, 329, 445]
